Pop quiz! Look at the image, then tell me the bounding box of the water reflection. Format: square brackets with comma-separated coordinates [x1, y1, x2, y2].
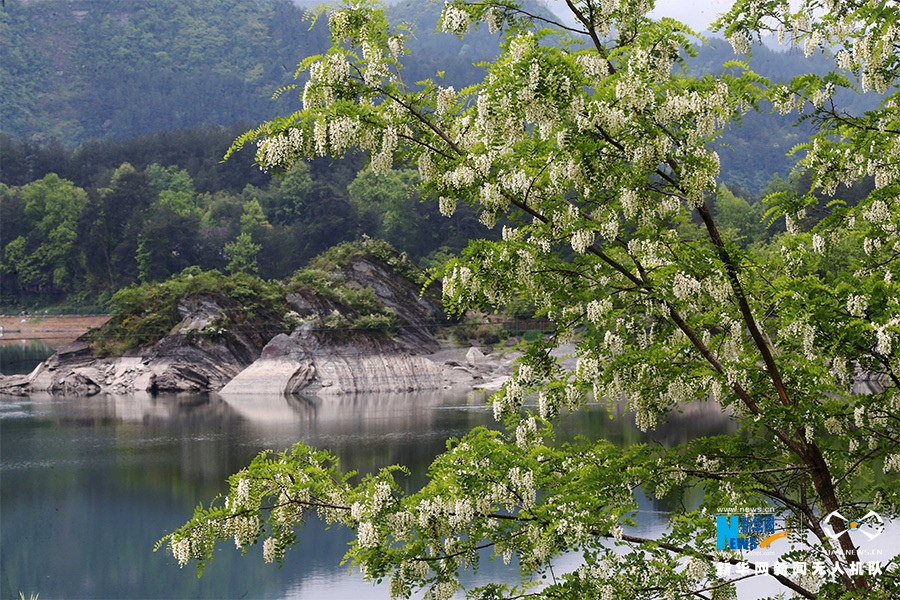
[0, 340, 55, 375]
[0, 391, 739, 599]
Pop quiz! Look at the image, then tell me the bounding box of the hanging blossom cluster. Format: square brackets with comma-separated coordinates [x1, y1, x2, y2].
[440, 3, 470, 35]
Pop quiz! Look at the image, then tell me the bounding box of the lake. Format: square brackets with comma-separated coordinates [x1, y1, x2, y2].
[2, 340, 896, 600]
[0, 387, 744, 600]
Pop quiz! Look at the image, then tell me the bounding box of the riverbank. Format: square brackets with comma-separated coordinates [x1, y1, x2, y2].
[0, 314, 110, 346]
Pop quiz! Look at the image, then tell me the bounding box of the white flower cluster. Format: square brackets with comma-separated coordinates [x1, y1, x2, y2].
[257, 129, 303, 171]
[441, 3, 470, 35]
[874, 320, 898, 355]
[847, 294, 868, 318]
[438, 196, 456, 217]
[436, 86, 456, 115]
[885, 454, 900, 473]
[576, 53, 610, 80]
[442, 164, 476, 189]
[226, 514, 260, 549]
[358, 521, 378, 548]
[600, 213, 619, 241]
[824, 416, 844, 435]
[812, 233, 826, 255]
[862, 198, 891, 223]
[571, 229, 595, 254]
[576, 357, 601, 388]
[586, 298, 612, 324]
[803, 28, 823, 57]
[262, 536, 279, 563]
[516, 416, 539, 450]
[172, 535, 193, 567]
[274, 489, 306, 526]
[483, 7, 500, 33]
[310, 53, 350, 85]
[672, 271, 701, 301]
[728, 30, 751, 55]
[387, 36, 404, 61]
[361, 41, 389, 86]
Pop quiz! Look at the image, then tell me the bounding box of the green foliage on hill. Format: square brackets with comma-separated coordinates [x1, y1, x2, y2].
[89, 268, 288, 355]
[306, 238, 432, 290]
[0, 123, 493, 307]
[692, 38, 881, 195]
[4, 0, 874, 199]
[1, 0, 518, 147]
[88, 238, 432, 353]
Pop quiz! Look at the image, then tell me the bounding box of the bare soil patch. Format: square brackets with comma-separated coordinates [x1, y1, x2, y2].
[0, 314, 110, 347]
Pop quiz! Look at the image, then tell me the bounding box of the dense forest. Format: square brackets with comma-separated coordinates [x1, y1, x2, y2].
[0, 127, 489, 306]
[0, 0, 511, 144]
[0, 0, 881, 307]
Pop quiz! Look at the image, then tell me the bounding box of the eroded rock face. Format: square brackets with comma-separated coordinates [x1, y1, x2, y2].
[341, 256, 446, 354]
[219, 334, 316, 396]
[219, 255, 451, 396]
[1, 293, 284, 396]
[0, 255, 456, 397]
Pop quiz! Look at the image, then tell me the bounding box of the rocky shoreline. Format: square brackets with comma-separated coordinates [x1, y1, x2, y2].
[0, 333, 519, 398]
[0, 251, 521, 398]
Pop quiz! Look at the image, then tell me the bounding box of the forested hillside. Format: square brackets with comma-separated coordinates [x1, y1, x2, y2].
[0, 128, 489, 306]
[0, 0, 513, 145]
[0, 0, 882, 308]
[1, 0, 329, 142]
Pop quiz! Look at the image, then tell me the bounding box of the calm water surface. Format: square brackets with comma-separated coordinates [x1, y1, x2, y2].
[2, 389, 891, 599]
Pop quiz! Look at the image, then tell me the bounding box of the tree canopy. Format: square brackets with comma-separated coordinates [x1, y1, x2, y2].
[164, 0, 898, 596]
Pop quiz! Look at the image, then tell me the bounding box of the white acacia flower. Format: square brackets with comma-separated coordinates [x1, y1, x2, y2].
[728, 30, 750, 55]
[516, 416, 538, 449]
[672, 272, 701, 301]
[812, 233, 825, 255]
[263, 537, 278, 563]
[586, 298, 612, 324]
[847, 294, 868, 317]
[436, 86, 455, 115]
[358, 521, 378, 548]
[479, 210, 498, 228]
[863, 199, 891, 222]
[875, 324, 892, 355]
[785, 214, 799, 234]
[837, 48, 853, 70]
[441, 4, 470, 35]
[172, 536, 192, 567]
[328, 10, 350, 40]
[571, 229, 594, 254]
[611, 524, 623, 542]
[235, 477, 251, 508]
[484, 7, 500, 33]
[387, 36, 403, 60]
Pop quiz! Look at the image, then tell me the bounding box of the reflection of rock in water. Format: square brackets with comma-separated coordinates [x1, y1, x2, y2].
[220, 391, 462, 436]
[651, 402, 738, 445]
[42, 392, 242, 425]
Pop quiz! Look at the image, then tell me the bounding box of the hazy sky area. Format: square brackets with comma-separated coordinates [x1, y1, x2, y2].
[648, 0, 737, 32]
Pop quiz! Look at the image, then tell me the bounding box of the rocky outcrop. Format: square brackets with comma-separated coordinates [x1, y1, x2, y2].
[1, 292, 284, 396]
[0, 251, 468, 397]
[338, 255, 445, 354]
[221, 324, 443, 396]
[219, 254, 450, 396]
